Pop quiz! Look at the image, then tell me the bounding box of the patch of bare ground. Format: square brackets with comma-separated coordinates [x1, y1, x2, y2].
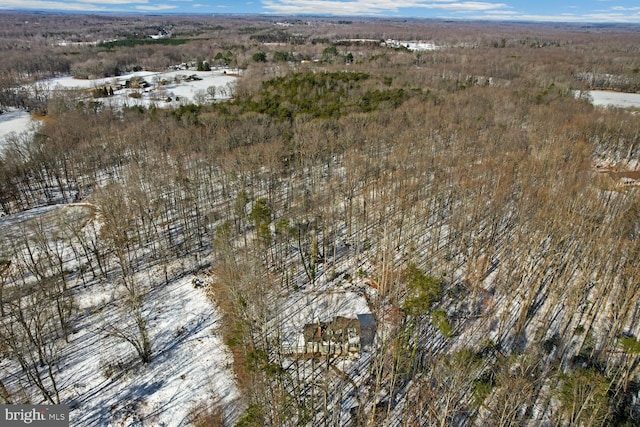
[596, 166, 640, 187]
[607, 170, 640, 180]
[31, 113, 55, 124]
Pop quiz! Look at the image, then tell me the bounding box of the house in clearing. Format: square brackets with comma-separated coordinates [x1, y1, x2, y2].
[281, 291, 376, 356]
[302, 316, 373, 356]
[303, 316, 360, 355]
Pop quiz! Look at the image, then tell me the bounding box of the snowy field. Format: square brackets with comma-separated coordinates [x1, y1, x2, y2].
[66, 273, 241, 426]
[1, 68, 237, 148]
[385, 39, 439, 51]
[578, 90, 640, 109]
[0, 109, 39, 151]
[39, 68, 238, 109]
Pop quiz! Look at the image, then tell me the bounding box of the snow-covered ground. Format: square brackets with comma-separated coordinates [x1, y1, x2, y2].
[278, 290, 373, 353]
[38, 68, 238, 109]
[0, 203, 91, 245]
[578, 90, 640, 109]
[1, 68, 238, 151]
[66, 273, 240, 426]
[403, 41, 440, 51]
[0, 108, 39, 151]
[385, 39, 440, 51]
[0, 204, 241, 426]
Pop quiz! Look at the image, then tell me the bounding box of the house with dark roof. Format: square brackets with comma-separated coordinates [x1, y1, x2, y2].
[302, 316, 374, 356]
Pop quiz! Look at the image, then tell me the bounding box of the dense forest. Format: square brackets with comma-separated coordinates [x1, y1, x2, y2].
[1, 13, 640, 426]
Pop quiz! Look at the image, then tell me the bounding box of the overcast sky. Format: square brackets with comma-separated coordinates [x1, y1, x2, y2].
[1, 0, 639, 24]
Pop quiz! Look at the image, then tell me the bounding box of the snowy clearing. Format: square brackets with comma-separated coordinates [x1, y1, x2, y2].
[65, 273, 241, 426]
[2, 68, 238, 151]
[0, 203, 93, 248]
[0, 204, 241, 426]
[578, 90, 640, 109]
[38, 68, 238, 108]
[0, 109, 39, 151]
[278, 290, 373, 354]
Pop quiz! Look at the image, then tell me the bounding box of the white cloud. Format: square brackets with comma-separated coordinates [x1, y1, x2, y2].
[262, 0, 508, 15]
[0, 0, 158, 9]
[472, 11, 640, 23]
[261, 0, 640, 22]
[0, 0, 114, 10]
[74, 0, 146, 4]
[135, 3, 177, 9]
[423, 2, 507, 11]
[611, 6, 640, 11]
